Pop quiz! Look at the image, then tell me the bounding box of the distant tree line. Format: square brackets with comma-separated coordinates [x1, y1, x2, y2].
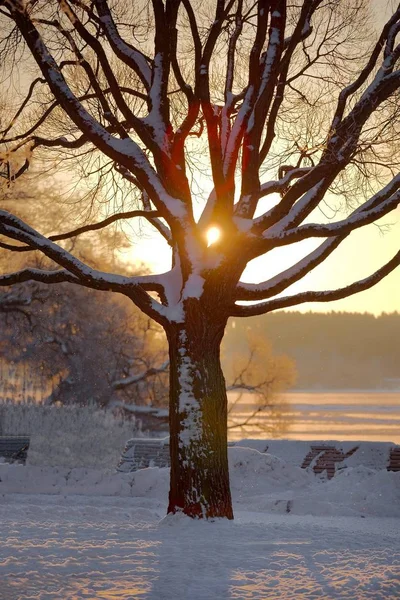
[224, 311, 400, 390]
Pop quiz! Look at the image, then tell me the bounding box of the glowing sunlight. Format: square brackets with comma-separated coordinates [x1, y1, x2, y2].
[206, 226, 221, 247]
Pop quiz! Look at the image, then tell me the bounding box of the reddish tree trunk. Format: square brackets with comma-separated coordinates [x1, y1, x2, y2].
[166, 307, 233, 519]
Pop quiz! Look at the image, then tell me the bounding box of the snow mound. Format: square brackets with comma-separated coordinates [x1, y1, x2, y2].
[229, 446, 311, 497]
[0, 463, 170, 500]
[0, 445, 399, 519]
[129, 466, 169, 499]
[292, 465, 400, 518]
[228, 447, 400, 518]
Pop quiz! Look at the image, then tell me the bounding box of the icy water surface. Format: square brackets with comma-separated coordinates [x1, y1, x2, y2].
[228, 391, 400, 443]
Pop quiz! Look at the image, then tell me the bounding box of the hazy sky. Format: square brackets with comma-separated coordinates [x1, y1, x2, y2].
[122, 0, 400, 316]
[4, 0, 398, 316]
[124, 200, 399, 316]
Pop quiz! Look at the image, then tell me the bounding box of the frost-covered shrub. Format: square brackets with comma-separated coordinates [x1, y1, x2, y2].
[0, 401, 139, 468]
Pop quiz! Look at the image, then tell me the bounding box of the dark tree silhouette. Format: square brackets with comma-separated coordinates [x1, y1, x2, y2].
[0, 0, 399, 518]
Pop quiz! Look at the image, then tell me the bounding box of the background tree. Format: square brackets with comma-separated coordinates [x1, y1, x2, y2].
[225, 312, 400, 390]
[225, 332, 296, 437]
[1, 281, 295, 432]
[0, 1, 400, 519]
[0, 176, 169, 407]
[0, 281, 170, 406]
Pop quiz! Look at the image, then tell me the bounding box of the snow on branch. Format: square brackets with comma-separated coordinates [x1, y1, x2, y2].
[235, 167, 312, 219]
[253, 28, 400, 235]
[112, 361, 169, 391]
[231, 249, 400, 317]
[0, 209, 162, 253]
[261, 168, 312, 197]
[0, 213, 129, 288]
[265, 186, 400, 247]
[94, 0, 152, 90]
[252, 177, 329, 241]
[0, 214, 172, 324]
[6, 5, 186, 226]
[235, 236, 344, 301]
[282, 5, 314, 50]
[331, 7, 400, 130]
[235, 171, 400, 301]
[0, 0, 399, 327]
[0, 210, 162, 293]
[0, 267, 79, 287]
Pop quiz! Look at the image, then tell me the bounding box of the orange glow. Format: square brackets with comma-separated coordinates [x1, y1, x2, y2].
[206, 226, 221, 247]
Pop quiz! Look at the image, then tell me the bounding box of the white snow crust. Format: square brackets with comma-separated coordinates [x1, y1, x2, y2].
[0, 444, 399, 599]
[1, 445, 398, 517]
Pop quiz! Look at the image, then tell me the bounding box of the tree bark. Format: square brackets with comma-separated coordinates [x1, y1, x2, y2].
[166, 303, 233, 519]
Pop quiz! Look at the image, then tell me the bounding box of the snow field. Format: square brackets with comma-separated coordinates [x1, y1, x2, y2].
[1, 446, 399, 518]
[0, 446, 399, 599]
[0, 495, 399, 600]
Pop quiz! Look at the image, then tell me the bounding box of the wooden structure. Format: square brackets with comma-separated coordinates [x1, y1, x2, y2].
[0, 436, 30, 463]
[117, 438, 400, 478]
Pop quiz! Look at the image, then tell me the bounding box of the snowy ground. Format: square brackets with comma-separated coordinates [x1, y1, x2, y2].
[0, 446, 399, 599]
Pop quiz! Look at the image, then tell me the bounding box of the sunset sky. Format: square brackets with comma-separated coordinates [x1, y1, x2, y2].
[123, 196, 399, 316]
[3, 0, 398, 316]
[120, 0, 400, 317]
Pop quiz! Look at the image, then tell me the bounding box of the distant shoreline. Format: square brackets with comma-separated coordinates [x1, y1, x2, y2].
[287, 389, 400, 394]
[229, 389, 400, 397]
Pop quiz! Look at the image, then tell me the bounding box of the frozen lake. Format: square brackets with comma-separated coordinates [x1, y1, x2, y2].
[228, 391, 400, 444]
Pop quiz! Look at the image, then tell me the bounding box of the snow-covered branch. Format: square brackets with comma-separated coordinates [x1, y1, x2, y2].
[235, 170, 400, 301]
[331, 7, 400, 131]
[7, 5, 187, 227]
[259, 0, 323, 163]
[112, 361, 169, 391]
[265, 185, 400, 247]
[0, 2, 398, 317]
[253, 35, 400, 235]
[0, 267, 79, 287]
[94, 0, 152, 90]
[0, 209, 161, 253]
[0, 210, 171, 323]
[235, 236, 344, 301]
[0, 210, 129, 286]
[231, 249, 400, 317]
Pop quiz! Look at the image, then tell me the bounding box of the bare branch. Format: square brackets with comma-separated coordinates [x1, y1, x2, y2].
[235, 236, 344, 301]
[0, 267, 79, 286]
[231, 249, 400, 317]
[112, 360, 169, 390]
[264, 176, 400, 247]
[1, 209, 161, 253]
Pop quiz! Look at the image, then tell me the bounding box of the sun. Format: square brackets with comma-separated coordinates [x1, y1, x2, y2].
[206, 226, 221, 247]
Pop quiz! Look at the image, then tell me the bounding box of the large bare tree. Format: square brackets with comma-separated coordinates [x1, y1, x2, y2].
[0, 0, 399, 519]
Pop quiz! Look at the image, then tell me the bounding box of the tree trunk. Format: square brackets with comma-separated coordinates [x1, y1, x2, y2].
[166, 305, 233, 519]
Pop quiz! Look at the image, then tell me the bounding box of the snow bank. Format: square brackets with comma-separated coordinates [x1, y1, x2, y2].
[291, 466, 400, 518]
[230, 447, 400, 518]
[235, 439, 395, 470]
[0, 463, 169, 499]
[229, 446, 311, 497]
[1, 446, 399, 518]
